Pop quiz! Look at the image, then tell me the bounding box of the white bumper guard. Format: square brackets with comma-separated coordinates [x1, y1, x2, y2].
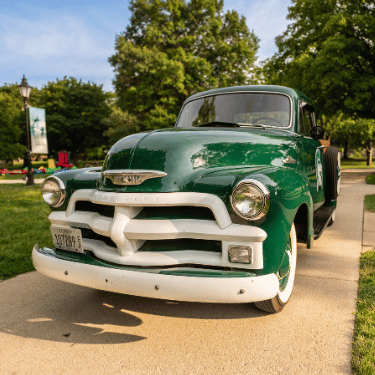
[32, 245, 279, 303]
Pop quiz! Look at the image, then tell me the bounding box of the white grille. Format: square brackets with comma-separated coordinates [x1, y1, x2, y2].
[49, 189, 267, 269]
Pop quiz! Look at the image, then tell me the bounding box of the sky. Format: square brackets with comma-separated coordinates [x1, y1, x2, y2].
[0, 0, 292, 93]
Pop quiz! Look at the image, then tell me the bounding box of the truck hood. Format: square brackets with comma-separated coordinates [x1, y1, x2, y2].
[100, 128, 297, 192]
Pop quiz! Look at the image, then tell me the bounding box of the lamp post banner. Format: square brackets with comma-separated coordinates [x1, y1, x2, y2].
[29, 107, 48, 154]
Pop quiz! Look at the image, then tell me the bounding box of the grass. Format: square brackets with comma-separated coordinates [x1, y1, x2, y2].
[352, 250, 375, 374]
[0, 174, 48, 180]
[366, 174, 375, 185]
[0, 185, 53, 280]
[341, 159, 375, 169]
[364, 195, 375, 213]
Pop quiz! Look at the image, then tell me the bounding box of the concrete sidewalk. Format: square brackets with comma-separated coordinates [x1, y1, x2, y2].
[0, 169, 374, 375]
[341, 169, 375, 252]
[0, 178, 44, 184]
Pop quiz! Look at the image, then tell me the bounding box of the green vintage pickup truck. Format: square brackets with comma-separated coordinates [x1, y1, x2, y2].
[33, 85, 340, 313]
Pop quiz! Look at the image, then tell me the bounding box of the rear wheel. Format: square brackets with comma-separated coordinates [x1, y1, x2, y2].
[325, 147, 339, 202]
[254, 224, 297, 313]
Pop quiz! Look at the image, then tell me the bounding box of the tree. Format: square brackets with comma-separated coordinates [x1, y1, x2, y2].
[351, 118, 375, 166]
[0, 85, 28, 162]
[0, 91, 25, 162]
[109, 0, 259, 130]
[265, 0, 375, 119]
[320, 114, 374, 165]
[103, 105, 140, 145]
[35, 77, 112, 159]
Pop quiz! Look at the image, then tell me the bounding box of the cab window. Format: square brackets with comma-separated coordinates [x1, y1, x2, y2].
[299, 102, 315, 136]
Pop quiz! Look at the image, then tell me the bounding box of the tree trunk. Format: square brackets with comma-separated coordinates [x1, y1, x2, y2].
[366, 140, 373, 166]
[343, 140, 349, 160]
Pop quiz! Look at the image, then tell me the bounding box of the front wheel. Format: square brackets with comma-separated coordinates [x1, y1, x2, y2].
[254, 224, 297, 313]
[328, 209, 336, 227]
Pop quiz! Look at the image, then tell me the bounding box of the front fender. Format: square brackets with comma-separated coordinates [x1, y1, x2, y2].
[46, 168, 101, 211]
[192, 166, 314, 275]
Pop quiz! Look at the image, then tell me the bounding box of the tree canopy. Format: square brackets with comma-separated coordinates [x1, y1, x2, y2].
[0, 86, 26, 161]
[103, 104, 140, 145]
[109, 0, 260, 130]
[265, 0, 375, 119]
[34, 77, 112, 158]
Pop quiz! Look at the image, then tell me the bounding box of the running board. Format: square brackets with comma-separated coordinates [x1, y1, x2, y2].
[313, 205, 335, 240]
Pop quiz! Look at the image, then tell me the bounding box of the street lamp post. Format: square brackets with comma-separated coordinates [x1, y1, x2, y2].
[18, 75, 34, 186]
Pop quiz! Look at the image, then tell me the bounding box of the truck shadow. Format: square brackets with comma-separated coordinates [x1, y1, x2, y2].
[0, 272, 269, 345]
[91, 289, 269, 320]
[0, 276, 145, 345]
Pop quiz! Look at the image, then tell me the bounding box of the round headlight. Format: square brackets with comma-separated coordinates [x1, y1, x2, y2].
[41, 177, 66, 207]
[231, 179, 270, 220]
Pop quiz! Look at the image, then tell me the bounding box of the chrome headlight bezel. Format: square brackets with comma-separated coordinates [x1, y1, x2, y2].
[230, 179, 270, 221]
[41, 176, 66, 207]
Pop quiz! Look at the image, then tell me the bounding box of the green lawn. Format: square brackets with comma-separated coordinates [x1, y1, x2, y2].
[352, 250, 375, 374]
[352, 173, 375, 373]
[0, 185, 53, 280]
[0, 174, 48, 180]
[364, 196, 375, 213]
[341, 159, 375, 169]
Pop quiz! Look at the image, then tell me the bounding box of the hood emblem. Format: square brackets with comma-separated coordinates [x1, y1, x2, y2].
[103, 170, 167, 186]
[283, 155, 297, 164]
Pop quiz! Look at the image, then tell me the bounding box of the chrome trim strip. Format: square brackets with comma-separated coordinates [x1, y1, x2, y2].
[103, 169, 167, 186]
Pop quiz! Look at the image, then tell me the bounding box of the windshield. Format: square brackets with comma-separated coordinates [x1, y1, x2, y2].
[176, 93, 291, 128]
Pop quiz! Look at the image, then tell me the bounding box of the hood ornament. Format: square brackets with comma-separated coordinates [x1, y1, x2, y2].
[103, 170, 167, 186]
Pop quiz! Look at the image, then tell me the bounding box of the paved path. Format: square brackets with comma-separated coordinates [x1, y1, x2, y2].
[0, 178, 44, 184]
[0, 170, 374, 374]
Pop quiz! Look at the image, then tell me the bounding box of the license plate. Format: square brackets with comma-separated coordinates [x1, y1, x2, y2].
[51, 227, 83, 253]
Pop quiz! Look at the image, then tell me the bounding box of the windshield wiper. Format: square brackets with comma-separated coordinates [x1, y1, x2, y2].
[195, 121, 240, 128]
[196, 121, 267, 129]
[236, 123, 267, 128]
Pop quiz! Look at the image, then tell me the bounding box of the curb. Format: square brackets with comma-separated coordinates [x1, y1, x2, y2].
[363, 211, 375, 253]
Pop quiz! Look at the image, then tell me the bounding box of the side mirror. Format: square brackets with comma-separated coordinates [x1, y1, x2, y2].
[310, 126, 325, 140]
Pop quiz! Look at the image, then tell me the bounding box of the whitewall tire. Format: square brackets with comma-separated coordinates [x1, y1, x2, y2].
[254, 223, 297, 313]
